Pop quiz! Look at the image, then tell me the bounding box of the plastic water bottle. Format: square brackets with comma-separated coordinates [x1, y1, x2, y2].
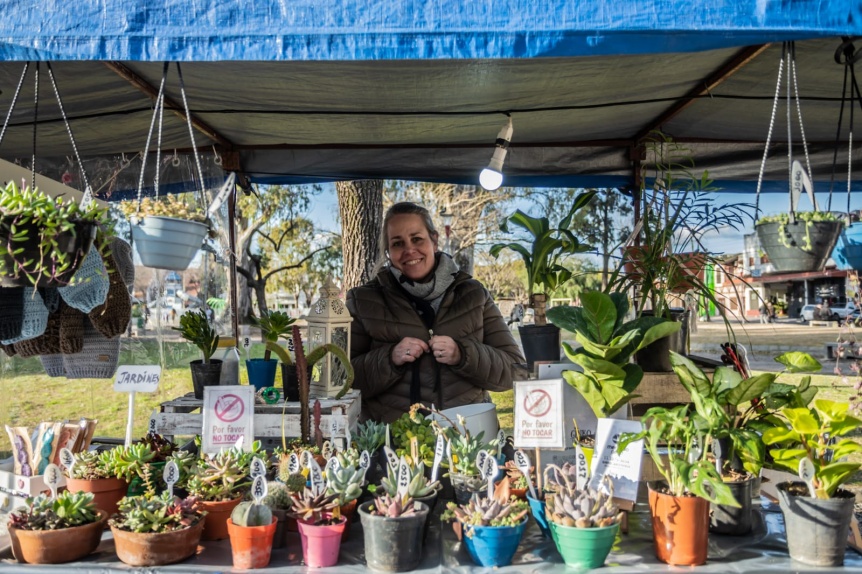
[216, 337, 240, 385]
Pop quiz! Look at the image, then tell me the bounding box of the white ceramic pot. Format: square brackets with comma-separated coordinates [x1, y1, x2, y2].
[131, 216, 208, 271]
[436, 403, 499, 440]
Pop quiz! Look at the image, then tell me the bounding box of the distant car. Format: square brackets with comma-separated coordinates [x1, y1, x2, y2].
[800, 304, 817, 322]
[831, 302, 857, 320]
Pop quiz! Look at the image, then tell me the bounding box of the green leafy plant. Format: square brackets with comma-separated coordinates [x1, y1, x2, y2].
[353, 420, 387, 454]
[489, 190, 596, 325]
[172, 310, 219, 363]
[380, 458, 440, 498]
[547, 291, 681, 417]
[390, 410, 436, 466]
[762, 398, 862, 499]
[109, 491, 204, 533]
[8, 491, 100, 531]
[251, 310, 295, 361]
[186, 444, 260, 502]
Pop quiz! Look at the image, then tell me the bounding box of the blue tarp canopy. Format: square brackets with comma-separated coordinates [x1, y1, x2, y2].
[0, 0, 858, 196]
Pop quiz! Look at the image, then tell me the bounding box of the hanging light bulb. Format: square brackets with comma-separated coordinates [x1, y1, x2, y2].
[479, 116, 513, 191]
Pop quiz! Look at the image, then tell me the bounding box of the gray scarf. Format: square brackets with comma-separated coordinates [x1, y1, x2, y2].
[389, 253, 459, 311]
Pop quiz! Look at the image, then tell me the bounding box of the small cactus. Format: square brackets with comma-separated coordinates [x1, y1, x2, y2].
[231, 501, 273, 527]
[544, 472, 622, 528]
[370, 493, 417, 518]
[262, 481, 293, 510]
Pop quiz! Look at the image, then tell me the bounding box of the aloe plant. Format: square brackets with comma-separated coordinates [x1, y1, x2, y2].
[380, 459, 440, 498]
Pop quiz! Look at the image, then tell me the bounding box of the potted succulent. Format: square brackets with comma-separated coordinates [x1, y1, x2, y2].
[617, 351, 741, 567]
[64, 447, 131, 517]
[531, 462, 582, 538]
[227, 494, 278, 569]
[490, 190, 596, 368]
[762, 398, 862, 567]
[442, 481, 530, 567]
[186, 444, 256, 540]
[7, 490, 107, 564]
[262, 480, 293, 548]
[354, 418, 388, 484]
[290, 487, 345, 568]
[500, 461, 530, 500]
[248, 310, 295, 391]
[325, 459, 366, 539]
[119, 194, 211, 271]
[172, 309, 221, 400]
[0, 180, 107, 287]
[109, 491, 206, 567]
[546, 291, 680, 420]
[543, 472, 623, 569]
[359, 492, 429, 572]
[442, 428, 495, 505]
[380, 458, 442, 513]
[756, 209, 843, 273]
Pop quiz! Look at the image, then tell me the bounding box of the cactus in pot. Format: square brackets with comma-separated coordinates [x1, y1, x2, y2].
[231, 500, 273, 527]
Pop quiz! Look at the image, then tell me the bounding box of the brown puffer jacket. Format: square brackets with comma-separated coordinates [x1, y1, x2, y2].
[346, 268, 525, 423]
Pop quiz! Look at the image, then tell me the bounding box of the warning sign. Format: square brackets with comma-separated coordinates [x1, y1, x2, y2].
[514, 379, 564, 448]
[202, 385, 255, 454]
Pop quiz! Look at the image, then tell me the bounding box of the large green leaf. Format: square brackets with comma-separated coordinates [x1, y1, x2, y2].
[669, 352, 711, 397]
[580, 291, 617, 344]
[785, 407, 820, 435]
[621, 363, 644, 394]
[688, 462, 741, 507]
[572, 354, 626, 382]
[724, 373, 775, 407]
[609, 292, 628, 334]
[713, 366, 742, 395]
[774, 351, 822, 373]
[762, 425, 800, 445]
[503, 209, 547, 240]
[829, 439, 862, 460]
[636, 321, 682, 352]
[574, 332, 623, 361]
[563, 370, 606, 418]
[559, 189, 598, 229]
[547, 305, 588, 337]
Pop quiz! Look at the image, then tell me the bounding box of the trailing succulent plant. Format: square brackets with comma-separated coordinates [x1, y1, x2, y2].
[544, 474, 622, 528]
[354, 420, 387, 454]
[118, 194, 208, 223]
[187, 446, 252, 502]
[289, 488, 340, 525]
[8, 491, 100, 531]
[380, 460, 440, 498]
[325, 463, 365, 504]
[262, 480, 293, 511]
[543, 462, 579, 493]
[109, 491, 204, 533]
[231, 501, 273, 527]
[369, 493, 419, 518]
[442, 481, 529, 536]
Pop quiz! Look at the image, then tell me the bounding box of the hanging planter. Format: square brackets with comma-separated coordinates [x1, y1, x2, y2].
[131, 215, 208, 271]
[831, 221, 862, 270]
[755, 214, 843, 272]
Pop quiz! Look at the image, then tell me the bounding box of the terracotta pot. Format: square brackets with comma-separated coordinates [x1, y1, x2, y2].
[647, 481, 709, 566]
[509, 486, 528, 501]
[339, 498, 359, 541]
[65, 477, 129, 518]
[111, 516, 204, 567]
[9, 510, 107, 564]
[196, 496, 242, 540]
[227, 517, 278, 569]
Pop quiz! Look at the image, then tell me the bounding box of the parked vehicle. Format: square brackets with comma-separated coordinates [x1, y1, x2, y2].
[831, 301, 856, 320]
[800, 305, 817, 322]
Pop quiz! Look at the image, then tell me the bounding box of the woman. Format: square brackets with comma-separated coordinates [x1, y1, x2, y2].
[346, 202, 525, 422]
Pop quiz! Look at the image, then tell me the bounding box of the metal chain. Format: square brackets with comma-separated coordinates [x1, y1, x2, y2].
[175, 62, 208, 212]
[827, 59, 849, 212]
[0, 63, 29, 151]
[755, 43, 786, 218]
[135, 62, 169, 214]
[46, 62, 93, 206]
[155, 70, 165, 201]
[31, 62, 38, 193]
[790, 43, 814, 205]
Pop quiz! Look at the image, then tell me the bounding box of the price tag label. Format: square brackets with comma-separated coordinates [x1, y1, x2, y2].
[345, 425, 352, 448]
[43, 464, 61, 500]
[496, 429, 506, 456]
[475, 450, 489, 475]
[575, 444, 590, 490]
[164, 461, 179, 498]
[689, 435, 701, 464]
[383, 446, 399, 471]
[322, 441, 333, 460]
[59, 448, 75, 473]
[514, 449, 537, 500]
[431, 434, 445, 483]
[250, 457, 267, 479]
[359, 450, 371, 470]
[252, 474, 267, 504]
[483, 455, 498, 499]
[288, 452, 300, 474]
[309, 460, 325, 495]
[325, 457, 341, 478]
[799, 458, 816, 497]
[330, 417, 339, 441]
[397, 457, 410, 497]
[148, 417, 157, 434]
[300, 450, 314, 469]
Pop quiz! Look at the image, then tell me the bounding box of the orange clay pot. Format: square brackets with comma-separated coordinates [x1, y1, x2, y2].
[111, 517, 204, 567]
[196, 497, 243, 540]
[9, 510, 107, 564]
[65, 477, 129, 518]
[227, 517, 278, 569]
[648, 482, 709, 566]
[339, 498, 359, 541]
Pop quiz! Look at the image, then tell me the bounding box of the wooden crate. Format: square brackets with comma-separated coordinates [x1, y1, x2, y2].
[0, 466, 66, 512]
[151, 390, 361, 445]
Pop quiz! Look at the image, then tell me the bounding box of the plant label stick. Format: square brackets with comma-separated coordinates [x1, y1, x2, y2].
[689, 436, 701, 463]
[496, 429, 506, 458]
[431, 434, 445, 483]
[475, 450, 489, 475]
[410, 436, 419, 463]
[43, 464, 61, 501]
[300, 450, 314, 470]
[324, 457, 339, 482]
[322, 440, 333, 460]
[514, 449, 537, 500]
[446, 440, 454, 473]
[309, 459, 325, 495]
[330, 416, 339, 447]
[359, 450, 371, 470]
[385, 424, 391, 448]
[59, 447, 75, 473]
[575, 444, 590, 491]
[712, 439, 723, 475]
[164, 461, 179, 498]
[234, 435, 244, 452]
[397, 457, 410, 497]
[484, 456, 498, 499]
[149, 416, 157, 434]
[799, 458, 817, 498]
[384, 446, 399, 472]
[250, 457, 267, 479]
[252, 474, 267, 505]
[344, 425, 352, 451]
[288, 452, 301, 474]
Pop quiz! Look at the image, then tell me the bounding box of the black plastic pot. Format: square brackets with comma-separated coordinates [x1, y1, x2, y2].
[777, 481, 855, 567]
[634, 309, 687, 372]
[190, 359, 223, 400]
[0, 218, 96, 288]
[414, 485, 441, 541]
[518, 324, 560, 371]
[756, 220, 843, 273]
[709, 474, 752, 535]
[359, 500, 429, 572]
[281, 364, 312, 402]
[450, 473, 486, 505]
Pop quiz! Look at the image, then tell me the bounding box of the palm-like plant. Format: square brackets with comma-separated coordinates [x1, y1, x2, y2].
[250, 310, 295, 361]
[172, 310, 218, 363]
[490, 190, 596, 325]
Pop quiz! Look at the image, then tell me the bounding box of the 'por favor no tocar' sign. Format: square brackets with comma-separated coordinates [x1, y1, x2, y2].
[513, 379, 564, 448]
[202, 385, 255, 454]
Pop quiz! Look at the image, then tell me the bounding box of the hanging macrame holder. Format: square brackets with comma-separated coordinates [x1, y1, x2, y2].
[753, 42, 844, 273]
[0, 62, 98, 287]
[129, 62, 210, 271]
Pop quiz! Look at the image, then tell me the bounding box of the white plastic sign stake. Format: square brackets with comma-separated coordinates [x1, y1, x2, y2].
[300, 450, 314, 469]
[385, 424, 391, 448]
[309, 460, 325, 495]
[359, 450, 371, 470]
[322, 440, 333, 460]
[689, 436, 702, 463]
[575, 444, 590, 491]
[250, 457, 267, 479]
[397, 457, 410, 497]
[431, 434, 445, 483]
[252, 474, 267, 505]
[799, 458, 817, 498]
[234, 435, 244, 452]
[325, 457, 340, 478]
[496, 429, 506, 457]
[113, 365, 161, 447]
[383, 446, 399, 471]
[475, 450, 489, 476]
[446, 440, 454, 472]
[59, 448, 75, 473]
[329, 417, 339, 449]
[483, 455, 498, 499]
[288, 452, 301, 474]
[514, 449, 537, 500]
[148, 416, 157, 434]
[164, 461, 179, 498]
[344, 425, 352, 449]
[43, 464, 61, 501]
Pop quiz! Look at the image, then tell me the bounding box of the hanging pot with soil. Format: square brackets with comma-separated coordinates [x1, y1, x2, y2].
[756, 217, 843, 273]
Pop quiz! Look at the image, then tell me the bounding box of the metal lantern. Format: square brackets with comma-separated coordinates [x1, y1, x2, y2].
[302, 278, 352, 398]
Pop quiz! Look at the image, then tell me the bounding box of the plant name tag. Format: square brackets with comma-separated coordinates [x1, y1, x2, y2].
[250, 457, 267, 479]
[475, 450, 489, 475]
[483, 455, 498, 499]
[43, 464, 61, 500]
[322, 440, 333, 460]
[431, 434, 445, 483]
[252, 474, 267, 504]
[496, 429, 506, 457]
[309, 460, 325, 495]
[288, 452, 301, 474]
[59, 448, 75, 473]
[113, 365, 161, 393]
[575, 444, 590, 491]
[397, 458, 410, 497]
[514, 449, 536, 500]
[384, 446, 399, 471]
[799, 458, 817, 498]
[164, 461, 179, 498]
[301, 450, 315, 469]
[359, 450, 371, 470]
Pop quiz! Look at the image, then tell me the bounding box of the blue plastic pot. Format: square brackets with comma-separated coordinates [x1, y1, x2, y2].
[246, 358, 278, 391]
[832, 222, 862, 270]
[462, 519, 527, 567]
[527, 495, 550, 537]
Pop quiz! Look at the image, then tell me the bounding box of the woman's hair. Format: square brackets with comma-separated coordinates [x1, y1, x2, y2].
[374, 202, 440, 272]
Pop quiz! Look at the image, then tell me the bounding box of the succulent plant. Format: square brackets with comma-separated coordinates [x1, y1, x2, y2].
[503, 461, 530, 490]
[118, 195, 208, 223]
[543, 462, 579, 493]
[262, 481, 293, 511]
[166, 450, 196, 489]
[369, 493, 418, 518]
[380, 459, 440, 498]
[325, 463, 365, 504]
[8, 491, 99, 531]
[231, 500, 273, 527]
[112, 443, 157, 482]
[66, 449, 114, 480]
[289, 488, 339, 525]
[186, 447, 251, 502]
[354, 420, 387, 453]
[544, 475, 622, 528]
[137, 432, 177, 462]
[441, 481, 529, 535]
[335, 448, 362, 469]
[110, 491, 204, 533]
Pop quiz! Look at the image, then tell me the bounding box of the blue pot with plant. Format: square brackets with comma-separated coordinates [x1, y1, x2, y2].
[247, 310, 295, 391]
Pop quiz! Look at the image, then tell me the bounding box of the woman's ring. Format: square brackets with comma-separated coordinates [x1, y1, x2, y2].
[405, 349, 411, 356]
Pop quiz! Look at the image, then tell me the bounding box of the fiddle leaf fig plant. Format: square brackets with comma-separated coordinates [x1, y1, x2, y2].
[489, 190, 596, 325]
[547, 291, 681, 418]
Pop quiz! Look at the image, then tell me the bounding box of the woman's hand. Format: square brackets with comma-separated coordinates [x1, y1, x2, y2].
[429, 335, 461, 366]
[391, 337, 430, 366]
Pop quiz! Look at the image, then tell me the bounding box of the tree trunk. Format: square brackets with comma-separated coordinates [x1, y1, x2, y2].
[337, 180, 383, 291]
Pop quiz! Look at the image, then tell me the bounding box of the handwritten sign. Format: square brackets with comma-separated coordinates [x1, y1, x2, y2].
[330, 417, 339, 441]
[383, 446, 399, 471]
[359, 450, 371, 470]
[309, 460, 324, 495]
[483, 455, 499, 498]
[250, 457, 267, 479]
[113, 365, 161, 393]
[325, 457, 340, 478]
[514, 449, 536, 500]
[514, 379, 564, 448]
[59, 448, 75, 473]
[431, 434, 445, 482]
[288, 452, 300, 474]
[252, 475, 267, 504]
[300, 450, 314, 469]
[587, 418, 643, 503]
[475, 450, 489, 475]
[799, 458, 817, 497]
[575, 444, 590, 491]
[496, 429, 506, 457]
[43, 464, 61, 500]
[322, 441, 333, 460]
[397, 458, 410, 497]
[164, 461, 179, 498]
[202, 386, 255, 454]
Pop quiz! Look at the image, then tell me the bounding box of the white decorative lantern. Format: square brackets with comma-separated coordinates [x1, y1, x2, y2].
[302, 278, 352, 398]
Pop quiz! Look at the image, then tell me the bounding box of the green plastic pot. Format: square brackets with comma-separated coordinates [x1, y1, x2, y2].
[549, 520, 618, 569]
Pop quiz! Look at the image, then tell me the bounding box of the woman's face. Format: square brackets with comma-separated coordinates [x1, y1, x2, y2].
[387, 213, 438, 282]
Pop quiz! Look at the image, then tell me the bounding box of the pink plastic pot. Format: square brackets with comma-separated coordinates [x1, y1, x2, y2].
[297, 516, 346, 568]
